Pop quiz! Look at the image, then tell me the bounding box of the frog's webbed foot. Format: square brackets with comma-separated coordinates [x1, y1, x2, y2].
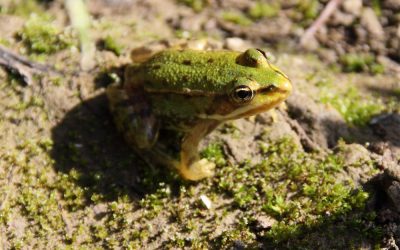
[179, 158, 215, 181]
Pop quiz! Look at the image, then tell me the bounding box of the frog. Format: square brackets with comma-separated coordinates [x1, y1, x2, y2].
[106, 46, 292, 181]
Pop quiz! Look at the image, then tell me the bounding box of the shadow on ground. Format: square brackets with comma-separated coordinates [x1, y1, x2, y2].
[50, 93, 181, 203]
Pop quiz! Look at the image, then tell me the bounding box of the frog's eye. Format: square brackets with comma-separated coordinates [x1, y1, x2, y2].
[238, 48, 268, 67]
[231, 85, 254, 103]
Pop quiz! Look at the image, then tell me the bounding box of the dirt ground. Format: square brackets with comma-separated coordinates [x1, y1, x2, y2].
[0, 0, 400, 249]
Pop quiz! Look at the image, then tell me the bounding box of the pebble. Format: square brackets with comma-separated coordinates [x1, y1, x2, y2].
[386, 181, 400, 213]
[224, 37, 249, 51]
[338, 143, 371, 166]
[397, 25, 400, 38]
[384, 0, 400, 10]
[254, 215, 277, 230]
[199, 194, 212, 209]
[343, 0, 363, 16]
[361, 8, 385, 39]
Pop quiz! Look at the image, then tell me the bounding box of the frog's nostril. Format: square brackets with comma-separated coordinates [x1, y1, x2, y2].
[281, 79, 292, 94]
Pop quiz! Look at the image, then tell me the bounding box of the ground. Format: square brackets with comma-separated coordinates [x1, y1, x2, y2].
[0, 0, 400, 249]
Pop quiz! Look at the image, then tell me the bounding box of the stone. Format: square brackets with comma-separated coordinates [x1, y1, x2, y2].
[254, 215, 277, 230]
[343, 0, 363, 16]
[386, 181, 400, 212]
[361, 8, 385, 40]
[338, 143, 371, 166]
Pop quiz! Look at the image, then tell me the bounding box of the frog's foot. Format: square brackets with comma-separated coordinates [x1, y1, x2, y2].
[179, 158, 215, 181]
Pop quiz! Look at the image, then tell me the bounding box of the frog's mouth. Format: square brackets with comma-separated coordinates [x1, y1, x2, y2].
[198, 81, 291, 121]
[198, 97, 284, 121]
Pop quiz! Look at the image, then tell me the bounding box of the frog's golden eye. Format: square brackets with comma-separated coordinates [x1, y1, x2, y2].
[231, 85, 254, 103]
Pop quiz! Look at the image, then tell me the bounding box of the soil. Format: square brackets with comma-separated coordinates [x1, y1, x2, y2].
[0, 0, 399, 249]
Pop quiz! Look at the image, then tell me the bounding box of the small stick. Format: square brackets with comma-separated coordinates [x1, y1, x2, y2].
[0, 45, 61, 85]
[300, 0, 343, 47]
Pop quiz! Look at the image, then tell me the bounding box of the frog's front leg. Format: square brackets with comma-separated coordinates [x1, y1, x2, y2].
[179, 121, 220, 181]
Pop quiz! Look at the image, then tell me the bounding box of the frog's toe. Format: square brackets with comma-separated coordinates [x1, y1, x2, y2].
[181, 159, 215, 181]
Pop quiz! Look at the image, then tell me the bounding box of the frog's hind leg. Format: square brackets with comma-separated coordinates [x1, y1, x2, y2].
[106, 83, 159, 149]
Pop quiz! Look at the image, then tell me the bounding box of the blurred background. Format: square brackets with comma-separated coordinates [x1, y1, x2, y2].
[1, 0, 399, 74]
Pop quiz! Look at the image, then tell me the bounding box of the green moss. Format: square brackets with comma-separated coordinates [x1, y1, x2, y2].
[248, 1, 280, 20]
[176, 0, 208, 12]
[394, 88, 400, 97]
[1, 0, 44, 16]
[297, 0, 320, 21]
[0, 38, 11, 46]
[213, 137, 379, 246]
[214, 227, 257, 249]
[372, 0, 382, 16]
[340, 53, 384, 74]
[102, 35, 123, 56]
[140, 183, 171, 219]
[18, 14, 75, 54]
[222, 11, 253, 26]
[319, 85, 384, 126]
[201, 143, 226, 167]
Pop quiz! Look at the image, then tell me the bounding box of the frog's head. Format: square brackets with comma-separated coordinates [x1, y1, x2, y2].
[201, 48, 292, 121]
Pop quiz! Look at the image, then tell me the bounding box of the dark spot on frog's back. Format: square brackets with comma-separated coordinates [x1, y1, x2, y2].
[152, 64, 161, 70]
[182, 60, 191, 65]
[182, 75, 189, 82]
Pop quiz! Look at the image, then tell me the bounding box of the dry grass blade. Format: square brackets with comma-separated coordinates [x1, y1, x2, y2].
[300, 0, 343, 48]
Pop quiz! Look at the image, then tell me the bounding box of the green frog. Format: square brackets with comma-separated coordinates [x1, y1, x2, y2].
[107, 47, 292, 181]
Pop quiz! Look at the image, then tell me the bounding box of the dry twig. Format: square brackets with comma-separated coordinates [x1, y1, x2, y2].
[0, 44, 61, 85]
[300, 0, 343, 48]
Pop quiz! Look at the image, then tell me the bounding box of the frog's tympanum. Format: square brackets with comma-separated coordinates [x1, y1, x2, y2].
[107, 48, 292, 181]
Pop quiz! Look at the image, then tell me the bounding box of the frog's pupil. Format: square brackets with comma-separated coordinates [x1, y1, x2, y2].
[237, 90, 249, 99]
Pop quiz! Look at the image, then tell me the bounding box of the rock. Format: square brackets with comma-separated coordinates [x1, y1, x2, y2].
[383, 0, 400, 10]
[397, 25, 400, 38]
[253, 215, 277, 230]
[370, 113, 400, 155]
[224, 37, 249, 51]
[199, 194, 212, 209]
[286, 92, 350, 149]
[338, 143, 371, 166]
[386, 181, 400, 212]
[331, 11, 356, 26]
[232, 240, 246, 250]
[301, 35, 320, 51]
[342, 0, 363, 16]
[319, 49, 338, 63]
[361, 8, 385, 40]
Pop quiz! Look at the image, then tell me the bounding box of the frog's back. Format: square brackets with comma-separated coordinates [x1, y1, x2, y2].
[140, 49, 245, 93]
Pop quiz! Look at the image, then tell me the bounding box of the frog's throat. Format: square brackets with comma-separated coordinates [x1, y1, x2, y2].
[197, 98, 284, 121]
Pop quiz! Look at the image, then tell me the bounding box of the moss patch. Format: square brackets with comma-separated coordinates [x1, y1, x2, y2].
[222, 11, 253, 26]
[319, 82, 385, 126]
[176, 0, 209, 12]
[18, 14, 75, 54]
[340, 53, 384, 75]
[248, 1, 281, 20]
